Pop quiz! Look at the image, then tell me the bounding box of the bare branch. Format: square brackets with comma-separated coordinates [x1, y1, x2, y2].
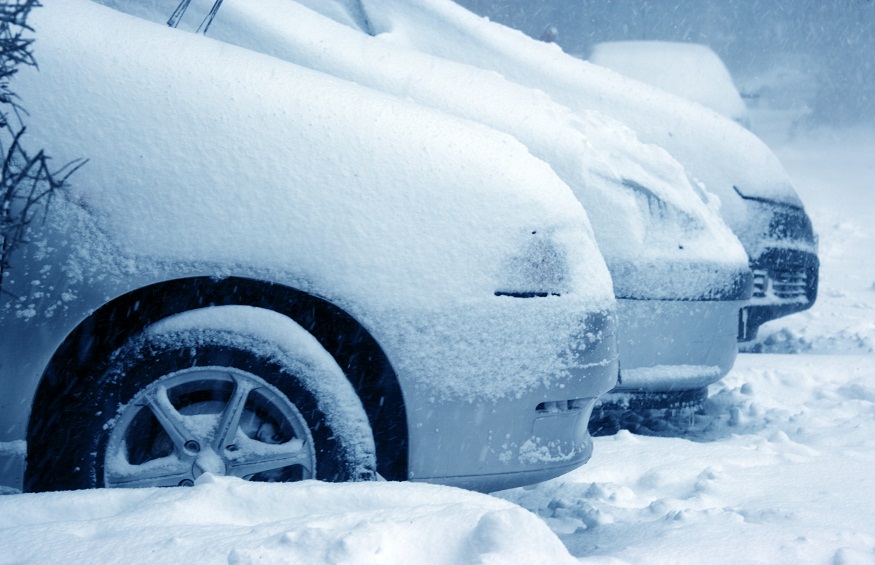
[1, 0, 85, 295]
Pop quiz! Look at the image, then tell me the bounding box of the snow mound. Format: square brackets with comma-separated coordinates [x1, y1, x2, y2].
[498, 353, 875, 563]
[0, 476, 574, 564]
[741, 327, 873, 355]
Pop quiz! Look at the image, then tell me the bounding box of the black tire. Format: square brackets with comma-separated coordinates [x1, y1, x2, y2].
[26, 314, 376, 492]
[589, 387, 708, 437]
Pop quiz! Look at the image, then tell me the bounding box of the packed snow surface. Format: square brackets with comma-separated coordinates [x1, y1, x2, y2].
[2, 125, 869, 563]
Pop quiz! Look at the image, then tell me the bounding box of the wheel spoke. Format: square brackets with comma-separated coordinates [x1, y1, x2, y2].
[105, 459, 193, 489]
[212, 375, 255, 451]
[226, 441, 312, 478]
[105, 363, 323, 490]
[143, 385, 194, 453]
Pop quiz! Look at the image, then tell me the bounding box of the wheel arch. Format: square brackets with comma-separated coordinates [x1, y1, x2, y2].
[27, 276, 408, 483]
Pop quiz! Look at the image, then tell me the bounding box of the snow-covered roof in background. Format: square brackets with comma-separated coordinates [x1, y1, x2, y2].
[93, 0, 748, 299]
[589, 41, 749, 127]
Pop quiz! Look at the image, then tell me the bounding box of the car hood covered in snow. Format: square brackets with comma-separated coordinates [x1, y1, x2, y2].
[94, 0, 750, 301]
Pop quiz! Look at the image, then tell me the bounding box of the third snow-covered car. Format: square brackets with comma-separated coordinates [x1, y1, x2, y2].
[0, 0, 618, 494]
[588, 40, 751, 128]
[352, 0, 818, 348]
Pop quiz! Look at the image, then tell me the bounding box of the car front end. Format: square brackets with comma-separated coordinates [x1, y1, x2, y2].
[2, 0, 620, 493]
[733, 188, 819, 342]
[401, 305, 617, 492]
[349, 0, 819, 355]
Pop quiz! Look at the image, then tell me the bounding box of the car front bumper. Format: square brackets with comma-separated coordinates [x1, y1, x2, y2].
[403, 309, 618, 493]
[611, 297, 747, 393]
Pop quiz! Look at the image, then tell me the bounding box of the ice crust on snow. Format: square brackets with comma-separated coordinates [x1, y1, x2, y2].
[9, 0, 615, 401]
[96, 0, 749, 300]
[354, 0, 808, 253]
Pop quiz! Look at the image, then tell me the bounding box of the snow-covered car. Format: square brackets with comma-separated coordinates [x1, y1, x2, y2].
[588, 41, 750, 128]
[348, 0, 818, 345]
[0, 0, 619, 494]
[113, 1, 754, 415]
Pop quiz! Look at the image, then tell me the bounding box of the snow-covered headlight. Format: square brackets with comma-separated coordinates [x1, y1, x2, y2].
[621, 178, 699, 228]
[734, 186, 816, 244]
[495, 230, 570, 298]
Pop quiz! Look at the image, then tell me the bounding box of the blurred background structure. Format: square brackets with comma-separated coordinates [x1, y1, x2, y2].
[454, 0, 875, 129]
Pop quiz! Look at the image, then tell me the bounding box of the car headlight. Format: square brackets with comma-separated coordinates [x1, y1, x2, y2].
[495, 230, 569, 298]
[734, 186, 816, 243]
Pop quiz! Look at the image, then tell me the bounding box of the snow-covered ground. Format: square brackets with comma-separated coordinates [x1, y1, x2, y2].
[1, 126, 872, 563]
[495, 125, 875, 564]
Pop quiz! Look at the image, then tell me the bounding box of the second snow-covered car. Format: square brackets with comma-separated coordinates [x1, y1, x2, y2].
[0, 0, 619, 494]
[161, 0, 753, 420]
[352, 0, 817, 349]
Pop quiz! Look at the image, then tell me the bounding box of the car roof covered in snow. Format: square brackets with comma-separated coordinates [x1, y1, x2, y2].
[589, 41, 750, 127]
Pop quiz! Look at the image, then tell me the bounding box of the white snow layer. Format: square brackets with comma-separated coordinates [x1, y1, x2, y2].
[0, 475, 576, 564]
[94, 0, 749, 299]
[355, 0, 808, 249]
[17, 0, 610, 307]
[3, 1, 872, 563]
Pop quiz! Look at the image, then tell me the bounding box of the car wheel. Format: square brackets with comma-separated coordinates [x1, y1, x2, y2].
[26, 307, 377, 491]
[589, 387, 708, 436]
[103, 364, 319, 488]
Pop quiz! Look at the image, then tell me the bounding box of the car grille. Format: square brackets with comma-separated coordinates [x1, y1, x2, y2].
[752, 266, 809, 300]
